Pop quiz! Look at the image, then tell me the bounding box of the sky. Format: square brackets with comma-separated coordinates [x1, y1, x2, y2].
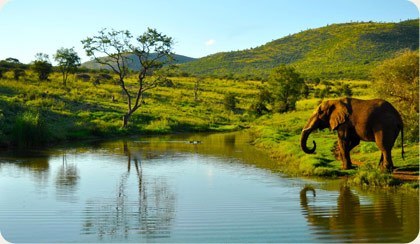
[0, 0, 418, 64]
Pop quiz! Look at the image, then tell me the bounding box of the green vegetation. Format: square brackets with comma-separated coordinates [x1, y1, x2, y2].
[54, 47, 81, 86]
[372, 49, 419, 142]
[32, 53, 53, 81]
[268, 65, 305, 112]
[0, 71, 260, 147]
[0, 19, 418, 189]
[178, 19, 419, 80]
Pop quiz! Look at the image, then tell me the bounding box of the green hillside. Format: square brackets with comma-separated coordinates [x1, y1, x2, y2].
[179, 19, 419, 80]
[81, 53, 195, 70]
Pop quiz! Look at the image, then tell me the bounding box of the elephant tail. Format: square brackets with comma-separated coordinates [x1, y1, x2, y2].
[401, 124, 405, 160]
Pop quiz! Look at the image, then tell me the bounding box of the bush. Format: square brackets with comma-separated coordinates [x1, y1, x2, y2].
[11, 111, 49, 148]
[223, 93, 238, 111]
[350, 163, 399, 187]
[372, 50, 419, 142]
[76, 73, 91, 82]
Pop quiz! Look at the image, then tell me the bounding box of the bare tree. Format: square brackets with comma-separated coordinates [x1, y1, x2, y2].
[82, 28, 174, 127]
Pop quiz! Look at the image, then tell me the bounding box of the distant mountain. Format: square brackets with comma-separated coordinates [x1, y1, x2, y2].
[81, 53, 195, 70]
[179, 19, 419, 80]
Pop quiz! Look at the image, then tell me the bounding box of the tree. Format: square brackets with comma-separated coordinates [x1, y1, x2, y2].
[54, 47, 81, 86]
[249, 87, 272, 116]
[338, 83, 353, 97]
[13, 69, 25, 80]
[372, 49, 419, 142]
[82, 28, 174, 127]
[194, 77, 203, 102]
[0, 57, 26, 80]
[32, 53, 52, 81]
[223, 93, 238, 112]
[268, 65, 304, 113]
[301, 83, 310, 99]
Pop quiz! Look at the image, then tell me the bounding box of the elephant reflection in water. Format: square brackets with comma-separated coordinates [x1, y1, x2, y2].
[300, 186, 418, 242]
[82, 141, 175, 240]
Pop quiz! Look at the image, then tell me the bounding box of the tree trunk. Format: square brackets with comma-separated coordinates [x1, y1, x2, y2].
[123, 113, 131, 128]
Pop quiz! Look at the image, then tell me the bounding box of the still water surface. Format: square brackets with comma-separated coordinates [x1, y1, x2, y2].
[0, 132, 418, 242]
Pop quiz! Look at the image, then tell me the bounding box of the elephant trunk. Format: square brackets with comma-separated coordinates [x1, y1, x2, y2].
[300, 127, 317, 154]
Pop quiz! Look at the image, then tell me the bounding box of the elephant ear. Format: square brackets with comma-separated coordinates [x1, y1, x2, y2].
[329, 101, 348, 130]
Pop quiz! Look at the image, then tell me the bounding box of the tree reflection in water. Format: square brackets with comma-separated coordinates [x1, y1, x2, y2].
[55, 153, 80, 202]
[81, 141, 176, 241]
[300, 185, 419, 243]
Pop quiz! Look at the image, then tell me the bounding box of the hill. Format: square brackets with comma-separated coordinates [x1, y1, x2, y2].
[81, 53, 195, 70]
[178, 19, 419, 80]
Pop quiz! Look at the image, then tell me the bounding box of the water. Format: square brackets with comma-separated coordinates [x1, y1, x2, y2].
[0, 132, 418, 243]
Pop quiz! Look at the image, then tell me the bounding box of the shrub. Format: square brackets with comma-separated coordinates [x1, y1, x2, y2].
[11, 111, 49, 148]
[223, 93, 238, 111]
[372, 50, 419, 142]
[76, 73, 91, 82]
[350, 163, 399, 187]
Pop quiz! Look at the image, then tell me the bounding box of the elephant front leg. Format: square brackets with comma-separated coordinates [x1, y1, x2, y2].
[337, 137, 353, 170]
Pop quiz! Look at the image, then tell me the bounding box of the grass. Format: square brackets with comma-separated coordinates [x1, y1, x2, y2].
[0, 71, 418, 189]
[0, 72, 260, 146]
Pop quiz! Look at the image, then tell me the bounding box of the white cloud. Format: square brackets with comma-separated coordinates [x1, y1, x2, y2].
[0, 0, 10, 11]
[205, 39, 215, 46]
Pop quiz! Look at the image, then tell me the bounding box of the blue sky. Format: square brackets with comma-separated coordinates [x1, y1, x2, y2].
[0, 0, 418, 64]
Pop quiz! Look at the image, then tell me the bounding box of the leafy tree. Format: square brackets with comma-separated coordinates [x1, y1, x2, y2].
[54, 47, 81, 86]
[301, 83, 310, 99]
[223, 93, 238, 112]
[0, 61, 8, 79]
[249, 87, 272, 116]
[13, 69, 25, 80]
[0, 58, 27, 79]
[268, 65, 304, 113]
[32, 53, 53, 81]
[82, 28, 174, 127]
[320, 85, 332, 98]
[5, 57, 20, 64]
[339, 83, 353, 97]
[372, 49, 419, 142]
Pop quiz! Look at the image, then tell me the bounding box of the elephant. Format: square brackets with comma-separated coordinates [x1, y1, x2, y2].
[299, 186, 410, 242]
[300, 97, 403, 172]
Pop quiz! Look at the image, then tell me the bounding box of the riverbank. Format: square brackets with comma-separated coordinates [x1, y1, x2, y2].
[1, 75, 418, 189]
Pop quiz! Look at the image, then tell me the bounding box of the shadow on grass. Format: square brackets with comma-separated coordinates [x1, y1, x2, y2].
[313, 157, 335, 167]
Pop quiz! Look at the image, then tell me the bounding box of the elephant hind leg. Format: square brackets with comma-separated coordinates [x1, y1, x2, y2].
[379, 150, 394, 173]
[374, 130, 395, 173]
[378, 154, 384, 167]
[378, 150, 394, 172]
